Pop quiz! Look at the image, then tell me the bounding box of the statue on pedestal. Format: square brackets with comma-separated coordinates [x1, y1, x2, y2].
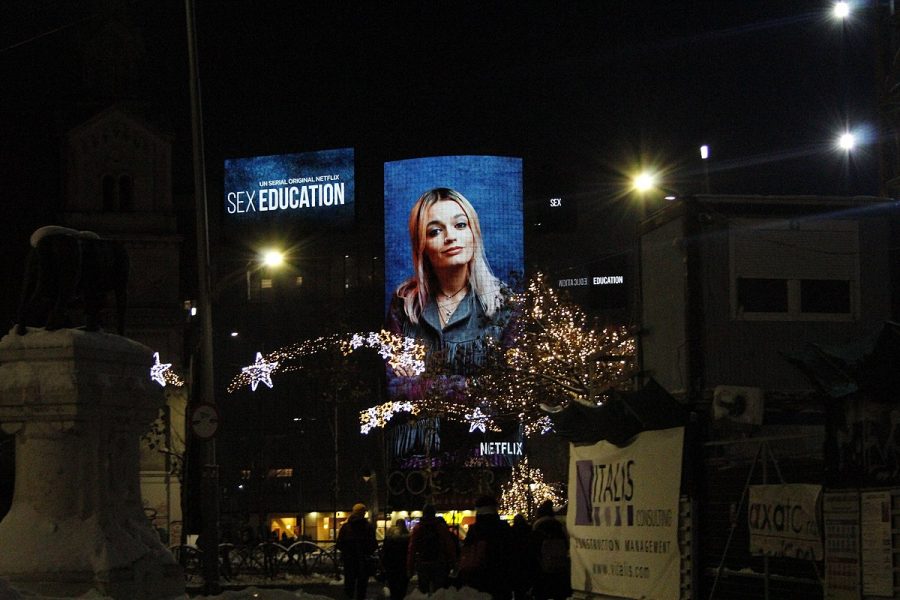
[15, 226, 129, 335]
[0, 229, 182, 598]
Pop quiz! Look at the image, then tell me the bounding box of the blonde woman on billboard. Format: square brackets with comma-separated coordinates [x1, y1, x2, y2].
[387, 187, 512, 378]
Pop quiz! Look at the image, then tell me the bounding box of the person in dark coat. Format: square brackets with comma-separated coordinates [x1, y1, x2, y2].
[407, 504, 458, 594]
[530, 500, 571, 600]
[510, 513, 535, 599]
[457, 495, 514, 600]
[381, 519, 411, 599]
[337, 503, 378, 600]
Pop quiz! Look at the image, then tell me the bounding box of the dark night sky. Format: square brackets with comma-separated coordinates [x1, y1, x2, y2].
[196, 1, 882, 198]
[0, 0, 887, 326]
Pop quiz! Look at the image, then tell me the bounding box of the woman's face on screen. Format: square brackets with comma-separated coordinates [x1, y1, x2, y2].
[422, 199, 475, 272]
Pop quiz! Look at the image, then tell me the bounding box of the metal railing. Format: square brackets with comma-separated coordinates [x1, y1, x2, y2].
[171, 540, 344, 581]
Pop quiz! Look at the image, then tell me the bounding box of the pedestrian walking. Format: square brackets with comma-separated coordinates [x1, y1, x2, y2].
[407, 504, 457, 594]
[530, 500, 570, 600]
[457, 495, 514, 600]
[337, 503, 378, 600]
[381, 518, 411, 599]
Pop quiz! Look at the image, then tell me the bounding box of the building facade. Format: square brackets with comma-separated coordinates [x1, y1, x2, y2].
[640, 194, 897, 598]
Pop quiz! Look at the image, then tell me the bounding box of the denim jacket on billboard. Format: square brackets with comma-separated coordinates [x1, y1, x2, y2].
[387, 287, 513, 378]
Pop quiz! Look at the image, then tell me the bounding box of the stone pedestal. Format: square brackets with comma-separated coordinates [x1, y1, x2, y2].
[0, 328, 184, 599]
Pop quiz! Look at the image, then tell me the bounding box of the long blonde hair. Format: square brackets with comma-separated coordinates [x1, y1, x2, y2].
[396, 188, 502, 324]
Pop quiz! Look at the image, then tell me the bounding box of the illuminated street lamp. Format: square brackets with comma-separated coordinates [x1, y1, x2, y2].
[700, 145, 711, 193]
[262, 249, 285, 268]
[838, 131, 856, 152]
[833, 1, 851, 20]
[632, 171, 657, 193]
[245, 248, 288, 301]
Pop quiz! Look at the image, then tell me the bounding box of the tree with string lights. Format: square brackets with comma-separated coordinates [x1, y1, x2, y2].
[499, 456, 565, 520]
[465, 273, 638, 436]
[223, 274, 638, 439]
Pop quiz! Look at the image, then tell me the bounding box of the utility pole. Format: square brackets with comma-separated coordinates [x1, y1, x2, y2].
[185, 0, 219, 593]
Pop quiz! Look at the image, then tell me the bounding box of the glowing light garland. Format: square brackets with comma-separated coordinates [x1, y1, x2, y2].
[355, 274, 636, 435]
[360, 400, 419, 434]
[225, 275, 634, 440]
[345, 330, 426, 377]
[499, 456, 564, 519]
[242, 352, 278, 391]
[149, 352, 171, 387]
[227, 331, 426, 394]
[464, 406, 492, 433]
[465, 274, 638, 437]
[149, 352, 184, 387]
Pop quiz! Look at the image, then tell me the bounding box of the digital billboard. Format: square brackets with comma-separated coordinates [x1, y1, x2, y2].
[223, 147, 354, 226]
[553, 254, 629, 312]
[384, 154, 524, 379]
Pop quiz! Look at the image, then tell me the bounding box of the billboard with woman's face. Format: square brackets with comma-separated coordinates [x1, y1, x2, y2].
[384, 156, 524, 309]
[384, 156, 524, 380]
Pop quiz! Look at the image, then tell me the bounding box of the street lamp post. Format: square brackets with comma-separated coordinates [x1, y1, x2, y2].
[185, 0, 219, 593]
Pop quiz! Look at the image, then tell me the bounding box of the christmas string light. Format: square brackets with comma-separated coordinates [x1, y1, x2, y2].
[149, 352, 172, 387]
[149, 352, 184, 387]
[359, 399, 419, 434]
[499, 456, 564, 519]
[242, 352, 278, 391]
[227, 275, 634, 441]
[343, 330, 426, 376]
[227, 331, 426, 393]
[464, 406, 493, 433]
[163, 370, 185, 387]
[465, 274, 637, 436]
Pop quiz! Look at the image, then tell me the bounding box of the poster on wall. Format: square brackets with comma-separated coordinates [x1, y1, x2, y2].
[568, 427, 684, 600]
[748, 484, 822, 560]
[223, 148, 355, 226]
[860, 490, 893, 597]
[383, 156, 524, 385]
[824, 491, 860, 600]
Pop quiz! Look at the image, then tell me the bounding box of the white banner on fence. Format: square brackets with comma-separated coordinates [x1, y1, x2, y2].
[568, 427, 684, 600]
[824, 490, 860, 600]
[748, 483, 822, 560]
[860, 490, 893, 597]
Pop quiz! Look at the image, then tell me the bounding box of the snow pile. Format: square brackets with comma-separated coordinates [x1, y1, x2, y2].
[190, 589, 331, 600]
[0, 585, 335, 600]
[0, 578, 22, 600]
[404, 587, 491, 600]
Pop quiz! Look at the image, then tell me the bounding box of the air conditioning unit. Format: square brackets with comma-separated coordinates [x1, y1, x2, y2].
[712, 385, 764, 425]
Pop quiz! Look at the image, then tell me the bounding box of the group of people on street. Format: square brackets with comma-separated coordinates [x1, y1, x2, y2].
[337, 496, 571, 600]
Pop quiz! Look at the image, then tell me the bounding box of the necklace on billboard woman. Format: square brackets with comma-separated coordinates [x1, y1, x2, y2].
[437, 285, 468, 322]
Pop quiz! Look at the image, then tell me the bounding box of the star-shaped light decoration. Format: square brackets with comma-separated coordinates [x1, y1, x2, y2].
[465, 406, 491, 433]
[536, 415, 554, 435]
[359, 400, 418, 434]
[242, 352, 279, 391]
[150, 352, 172, 387]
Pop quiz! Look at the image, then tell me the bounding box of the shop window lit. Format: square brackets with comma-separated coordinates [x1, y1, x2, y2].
[267, 468, 293, 478]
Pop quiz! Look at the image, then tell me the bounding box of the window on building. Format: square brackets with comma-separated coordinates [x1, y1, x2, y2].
[737, 278, 788, 313]
[737, 277, 852, 317]
[101, 173, 135, 211]
[800, 279, 851, 314]
[268, 468, 293, 478]
[102, 175, 116, 210]
[730, 218, 858, 321]
[118, 175, 134, 211]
